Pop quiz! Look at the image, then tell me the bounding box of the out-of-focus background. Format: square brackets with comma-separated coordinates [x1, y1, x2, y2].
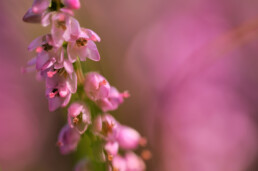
[2, 0, 258, 170]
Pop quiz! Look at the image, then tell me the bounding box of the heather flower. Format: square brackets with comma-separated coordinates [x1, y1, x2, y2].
[57, 124, 81, 155]
[104, 141, 119, 156]
[46, 72, 77, 111]
[125, 152, 146, 171]
[68, 102, 91, 134]
[64, 0, 81, 10]
[92, 114, 119, 141]
[116, 125, 141, 150]
[112, 155, 127, 171]
[67, 28, 101, 62]
[23, 0, 50, 23]
[50, 12, 72, 47]
[96, 87, 129, 112]
[84, 72, 110, 101]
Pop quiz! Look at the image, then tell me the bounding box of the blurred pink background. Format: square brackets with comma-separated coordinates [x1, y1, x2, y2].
[1, 0, 258, 170]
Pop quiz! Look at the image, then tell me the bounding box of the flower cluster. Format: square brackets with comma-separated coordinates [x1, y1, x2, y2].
[23, 0, 149, 170]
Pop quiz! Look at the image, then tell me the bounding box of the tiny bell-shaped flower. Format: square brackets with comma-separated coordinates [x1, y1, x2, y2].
[84, 72, 110, 101]
[92, 114, 119, 141]
[57, 125, 81, 155]
[67, 28, 101, 62]
[46, 72, 77, 111]
[116, 125, 141, 150]
[23, 0, 50, 23]
[68, 102, 91, 134]
[96, 87, 129, 112]
[125, 152, 146, 171]
[104, 141, 119, 157]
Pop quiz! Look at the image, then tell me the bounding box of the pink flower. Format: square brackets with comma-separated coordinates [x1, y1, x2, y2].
[64, 0, 81, 10]
[116, 125, 141, 150]
[84, 72, 110, 101]
[112, 155, 127, 171]
[45, 72, 77, 111]
[92, 114, 119, 141]
[68, 102, 91, 134]
[67, 28, 101, 62]
[96, 87, 129, 112]
[23, 0, 50, 23]
[57, 125, 81, 155]
[104, 141, 119, 156]
[124, 152, 146, 171]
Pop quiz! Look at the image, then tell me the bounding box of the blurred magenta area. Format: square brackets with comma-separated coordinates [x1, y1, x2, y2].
[1, 0, 258, 170]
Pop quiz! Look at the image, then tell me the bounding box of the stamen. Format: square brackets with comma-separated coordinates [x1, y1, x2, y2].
[76, 37, 88, 47]
[49, 89, 58, 98]
[73, 117, 79, 125]
[141, 150, 152, 160]
[139, 137, 147, 147]
[121, 90, 130, 98]
[107, 154, 113, 161]
[102, 121, 115, 136]
[36, 46, 43, 53]
[56, 21, 67, 30]
[47, 70, 57, 78]
[56, 141, 63, 147]
[42, 43, 53, 51]
[99, 80, 107, 86]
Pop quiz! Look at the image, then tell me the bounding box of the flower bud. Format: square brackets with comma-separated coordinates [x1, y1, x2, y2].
[64, 0, 81, 10]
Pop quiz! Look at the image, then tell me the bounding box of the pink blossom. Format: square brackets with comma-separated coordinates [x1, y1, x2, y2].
[92, 114, 119, 141]
[45, 73, 77, 111]
[68, 102, 91, 134]
[96, 87, 129, 112]
[84, 72, 110, 101]
[57, 125, 81, 155]
[64, 0, 81, 10]
[67, 28, 101, 62]
[116, 125, 141, 150]
[112, 155, 127, 171]
[104, 141, 119, 156]
[125, 152, 146, 171]
[23, 0, 50, 23]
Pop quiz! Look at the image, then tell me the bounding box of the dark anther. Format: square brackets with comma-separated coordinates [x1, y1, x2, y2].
[42, 43, 53, 51]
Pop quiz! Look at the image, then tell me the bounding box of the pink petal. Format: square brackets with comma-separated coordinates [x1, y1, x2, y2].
[62, 92, 71, 107]
[67, 43, 78, 63]
[59, 86, 69, 97]
[84, 29, 101, 42]
[104, 141, 119, 156]
[28, 35, 44, 51]
[23, 8, 42, 23]
[68, 102, 83, 117]
[85, 40, 100, 61]
[36, 52, 49, 70]
[64, 60, 74, 74]
[70, 17, 81, 38]
[32, 0, 50, 14]
[48, 96, 62, 111]
[41, 12, 52, 27]
[64, 0, 81, 10]
[66, 72, 77, 93]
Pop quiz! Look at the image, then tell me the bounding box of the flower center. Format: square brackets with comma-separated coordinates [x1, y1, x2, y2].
[73, 114, 83, 125]
[101, 121, 115, 136]
[56, 20, 67, 30]
[76, 38, 88, 47]
[42, 43, 53, 51]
